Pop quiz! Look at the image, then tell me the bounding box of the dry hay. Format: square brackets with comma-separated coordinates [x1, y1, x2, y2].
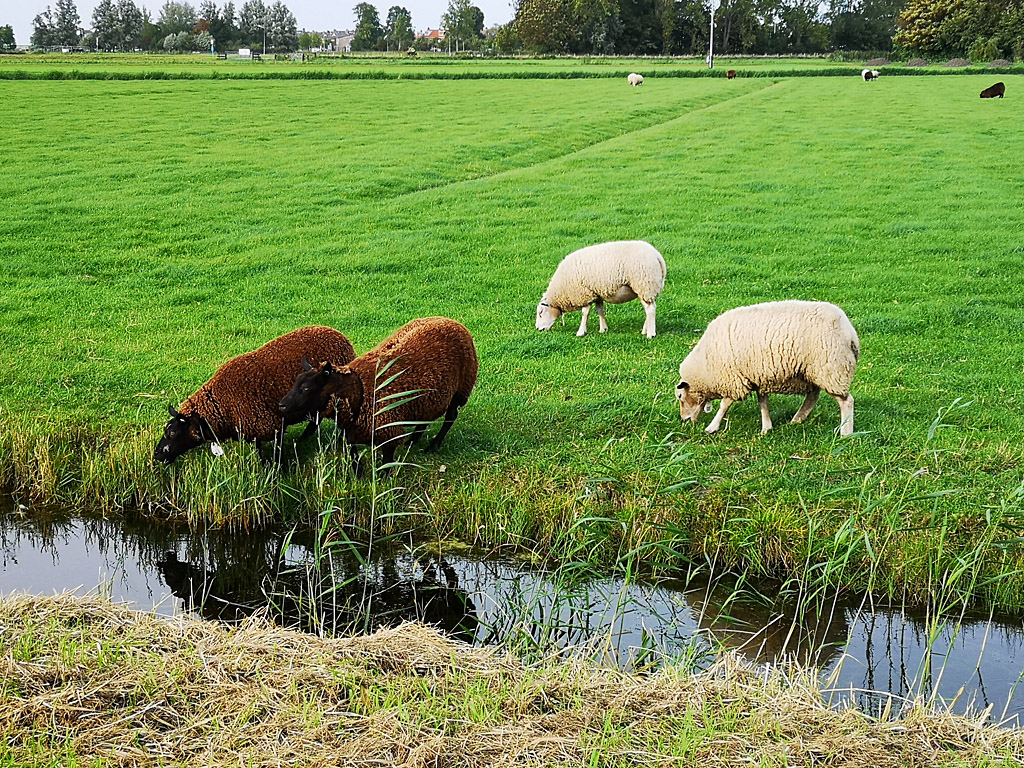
[2, 593, 1023, 767]
[945, 58, 971, 67]
[907, 58, 930, 67]
[865, 57, 890, 67]
[990, 59, 1012, 67]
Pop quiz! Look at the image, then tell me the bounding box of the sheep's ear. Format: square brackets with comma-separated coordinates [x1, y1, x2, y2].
[321, 361, 335, 375]
[168, 404, 179, 419]
[676, 381, 688, 392]
[301, 358, 314, 372]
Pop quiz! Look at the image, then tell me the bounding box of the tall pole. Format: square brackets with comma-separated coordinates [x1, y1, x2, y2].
[708, 0, 715, 69]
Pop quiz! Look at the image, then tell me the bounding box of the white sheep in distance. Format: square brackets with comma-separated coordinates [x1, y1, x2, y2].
[535, 240, 666, 338]
[862, 69, 879, 81]
[675, 300, 860, 436]
[627, 72, 644, 86]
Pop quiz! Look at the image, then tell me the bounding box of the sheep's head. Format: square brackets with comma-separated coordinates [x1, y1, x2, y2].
[535, 294, 561, 331]
[281, 360, 363, 426]
[155, 405, 212, 465]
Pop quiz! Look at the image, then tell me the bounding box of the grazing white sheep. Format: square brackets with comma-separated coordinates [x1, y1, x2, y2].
[861, 69, 879, 81]
[627, 72, 644, 86]
[675, 300, 860, 436]
[535, 240, 666, 338]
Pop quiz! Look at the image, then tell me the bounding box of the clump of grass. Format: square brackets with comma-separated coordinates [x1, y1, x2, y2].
[2, 593, 1021, 767]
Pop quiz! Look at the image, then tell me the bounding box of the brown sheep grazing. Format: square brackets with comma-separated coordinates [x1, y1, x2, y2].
[726, 69, 736, 79]
[155, 325, 355, 465]
[980, 82, 1005, 98]
[279, 317, 478, 471]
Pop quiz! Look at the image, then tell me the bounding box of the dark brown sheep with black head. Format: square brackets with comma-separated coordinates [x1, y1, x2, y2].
[155, 325, 355, 465]
[279, 317, 478, 472]
[980, 82, 1005, 98]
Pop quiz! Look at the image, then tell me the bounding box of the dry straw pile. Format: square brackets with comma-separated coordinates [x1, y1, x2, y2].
[2, 593, 1022, 767]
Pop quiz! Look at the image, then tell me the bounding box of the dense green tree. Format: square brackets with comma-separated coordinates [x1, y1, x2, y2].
[492, 20, 522, 51]
[442, 0, 484, 50]
[890, 0, 1022, 56]
[31, 7, 56, 47]
[514, 0, 575, 51]
[829, 0, 902, 50]
[572, 0, 621, 53]
[53, 0, 81, 45]
[0, 24, 16, 50]
[239, 0, 267, 45]
[351, 2, 381, 49]
[158, 0, 198, 34]
[266, 1, 297, 49]
[384, 5, 413, 48]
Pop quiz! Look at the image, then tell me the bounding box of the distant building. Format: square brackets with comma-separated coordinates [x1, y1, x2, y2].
[323, 30, 354, 53]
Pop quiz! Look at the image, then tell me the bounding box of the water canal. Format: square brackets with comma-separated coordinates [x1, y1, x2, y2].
[2, 499, 1022, 725]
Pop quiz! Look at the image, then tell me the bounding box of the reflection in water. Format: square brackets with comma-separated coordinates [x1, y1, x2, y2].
[156, 549, 479, 642]
[1, 501, 1023, 724]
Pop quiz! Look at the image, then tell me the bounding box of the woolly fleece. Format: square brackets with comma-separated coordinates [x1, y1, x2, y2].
[177, 325, 356, 444]
[676, 301, 859, 434]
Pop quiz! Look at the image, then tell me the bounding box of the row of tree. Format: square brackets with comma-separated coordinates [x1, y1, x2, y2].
[502, 0, 1022, 58]
[18, 0, 1024, 57]
[29, 0, 298, 51]
[351, 0, 485, 51]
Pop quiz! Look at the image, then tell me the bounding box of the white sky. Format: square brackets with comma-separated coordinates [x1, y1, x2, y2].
[4, 0, 517, 45]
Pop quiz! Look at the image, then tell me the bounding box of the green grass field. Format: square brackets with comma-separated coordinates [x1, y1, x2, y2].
[2, 67, 1023, 610]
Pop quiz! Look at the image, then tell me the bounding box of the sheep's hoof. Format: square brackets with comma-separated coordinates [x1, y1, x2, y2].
[705, 424, 720, 434]
[576, 330, 587, 337]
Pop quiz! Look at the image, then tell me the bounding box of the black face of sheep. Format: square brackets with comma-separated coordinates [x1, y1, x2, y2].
[155, 405, 214, 465]
[280, 361, 363, 425]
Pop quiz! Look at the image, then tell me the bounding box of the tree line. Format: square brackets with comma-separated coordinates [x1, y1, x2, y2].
[16, 0, 1024, 57]
[28, 0, 298, 52]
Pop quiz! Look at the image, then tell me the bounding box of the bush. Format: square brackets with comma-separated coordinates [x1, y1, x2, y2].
[967, 37, 1000, 63]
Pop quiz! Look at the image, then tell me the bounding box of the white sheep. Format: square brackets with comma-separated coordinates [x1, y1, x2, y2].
[627, 72, 644, 86]
[535, 240, 666, 338]
[862, 69, 879, 81]
[675, 300, 860, 436]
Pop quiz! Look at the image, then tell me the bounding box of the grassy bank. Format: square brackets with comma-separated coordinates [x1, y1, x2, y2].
[2, 70, 1024, 610]
[1, 593, 1020, 766]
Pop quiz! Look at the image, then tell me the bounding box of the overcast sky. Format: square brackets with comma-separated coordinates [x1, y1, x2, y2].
[5, 0, 517, 45]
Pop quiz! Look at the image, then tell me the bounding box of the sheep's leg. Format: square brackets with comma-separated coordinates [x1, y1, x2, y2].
[790, 389, 820, 424]
[407, 422, 428, 446]
[577, 305, 591, 337]
[705, 398, 734, 433]
[298, 419, 320, 440]
[757, 393, 773, 434]
[641, 299, 656, 338]
[834, 393, 855, 436]
[427, 395, 467, 452]
[595, 299, 608, 333]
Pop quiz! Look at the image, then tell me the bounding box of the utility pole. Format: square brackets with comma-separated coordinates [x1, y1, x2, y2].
[708, 0, 715, 69]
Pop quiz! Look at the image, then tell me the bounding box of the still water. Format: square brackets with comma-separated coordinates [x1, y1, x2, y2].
[2, 501, 1023, 725]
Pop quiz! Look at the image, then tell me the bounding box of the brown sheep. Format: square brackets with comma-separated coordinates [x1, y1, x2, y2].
[980, 82, 1005, 98]
[726, 69, 736, 79]
[155, 325, 355, 465]
[279, 317, 478, 471]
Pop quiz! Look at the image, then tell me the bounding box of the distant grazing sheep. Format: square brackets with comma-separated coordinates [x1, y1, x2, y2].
[980, 82, 1005, 98]
[154, 326, 355, 465]
[535, 240, 666, 338]
[279, 317, 478, 471]
[675, 301, 860, 436]
[627, 72, 644, 86]
[861, 69, 879, 81]
[726, 69, 736, 79]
